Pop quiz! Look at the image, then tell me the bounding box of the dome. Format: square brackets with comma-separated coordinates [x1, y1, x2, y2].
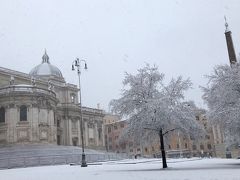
[29, 50, 63, 79]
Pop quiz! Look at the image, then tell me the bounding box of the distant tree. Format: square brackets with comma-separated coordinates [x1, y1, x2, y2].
[110, 64, 203, 146]
[202, 64, 240, 145]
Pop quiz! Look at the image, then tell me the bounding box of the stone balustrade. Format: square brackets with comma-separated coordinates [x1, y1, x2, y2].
[0, 85, 56, 97]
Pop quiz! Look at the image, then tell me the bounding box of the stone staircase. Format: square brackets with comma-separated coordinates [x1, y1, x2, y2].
[0, 144, 127, 169]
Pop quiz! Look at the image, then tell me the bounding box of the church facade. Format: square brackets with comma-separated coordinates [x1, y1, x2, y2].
[0, 51, 105, 150]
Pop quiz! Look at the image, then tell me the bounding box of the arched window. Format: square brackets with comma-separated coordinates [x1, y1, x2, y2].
[20, 105, 27, 121]
[0, 107, 5, 123]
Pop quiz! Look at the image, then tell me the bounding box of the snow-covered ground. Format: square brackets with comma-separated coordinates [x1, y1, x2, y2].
[1, 158, 240, 180]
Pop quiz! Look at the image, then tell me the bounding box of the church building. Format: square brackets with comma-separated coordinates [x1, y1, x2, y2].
[0, 51, 105, 150]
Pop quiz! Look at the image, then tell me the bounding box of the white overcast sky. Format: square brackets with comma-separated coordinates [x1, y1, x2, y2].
[0, 0, 240, 111]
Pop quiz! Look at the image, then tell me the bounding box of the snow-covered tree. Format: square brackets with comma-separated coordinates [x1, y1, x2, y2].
[110, 64, 203, 146]
[202, 64, 240, 145]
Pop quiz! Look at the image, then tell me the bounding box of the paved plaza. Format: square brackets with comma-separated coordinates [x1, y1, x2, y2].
[1, 158, 240, 180]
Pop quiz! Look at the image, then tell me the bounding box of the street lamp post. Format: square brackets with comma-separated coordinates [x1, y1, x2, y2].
[72, 58, 88, 167]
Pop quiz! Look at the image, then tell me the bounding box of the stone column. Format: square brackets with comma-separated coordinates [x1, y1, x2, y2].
[69, 118, 72, 145]
[102, 124, 105, 147]
[31, 107, 39, 142]
[95, 121, 99, 146]
[78, 118, 81, 146]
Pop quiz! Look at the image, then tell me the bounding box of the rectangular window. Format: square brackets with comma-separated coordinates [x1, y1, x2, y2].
[98, 128, 102, 140]
[121, 143, 126, 149]
[129, 142, 133, 147]
[0, 107, 5, 123]
[207, 144, 212, 150]
[190, 135, 195, 140]
[205, 135, 210, 139]
[20, 105, 27, 121]
[57, 135, 61, 145]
